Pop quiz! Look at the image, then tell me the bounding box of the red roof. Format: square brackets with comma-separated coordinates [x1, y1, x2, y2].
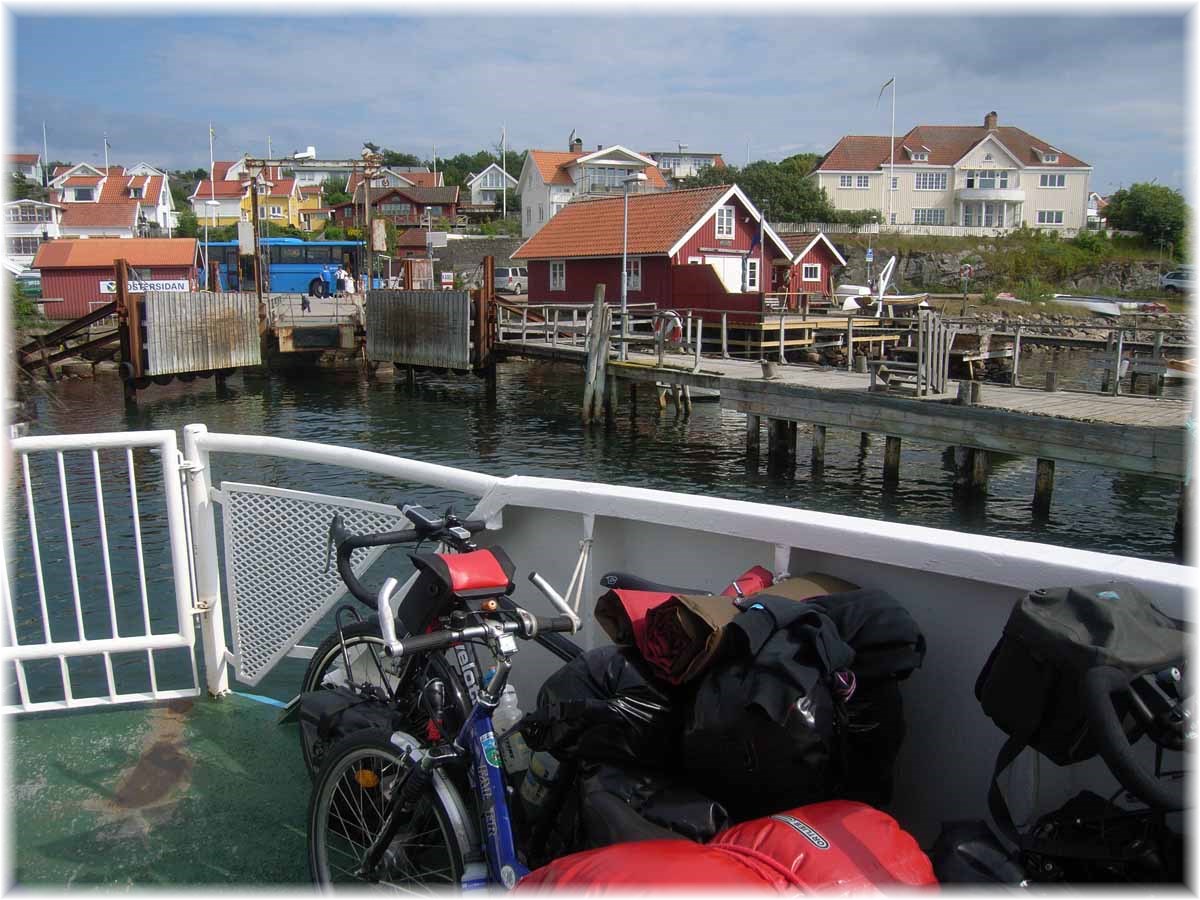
[52, 165, 72, 178]
[394, 228, 430, 249]
[63, 176, 103, 187]
[60, 201, 140, 229]
[33, 238, 198, 269]
[512, 186, 731, 260]
[345, 170, 444, 193]
[192, 179, 246, 199]
[526, 149, 668, 189]
[817, 120, 1088, 172]
[9, 153, 39, 165]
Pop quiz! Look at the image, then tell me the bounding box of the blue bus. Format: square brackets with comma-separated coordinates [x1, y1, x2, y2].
[203, 237, 375, 296]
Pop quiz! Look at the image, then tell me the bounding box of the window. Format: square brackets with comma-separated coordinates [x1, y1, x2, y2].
[270, 205, 283, 218]
[913, 208, 946, 225]
[6, 205, 52, 223]
[279, 246, 304, 263]
[745, 258, 759, 290]
[550, 260, 565, 291]
[839, 175, 853, 188]
[74, 188, 94, 201]
[911, 151, 929, 161]
[1037, 210, 1064, 225]
[802, 263, 821, 282]
[1043, 153, 1059, 164]
[427, 205, 444, 218]
[538, 203, 544, 222]
[7, 236, 41, 255]
[625, 258, 642, 291]
[891, 177, 898, 190]
[983, 152, 994, 162]
[914, 172, 948, 191]
[890, 212, 897, 224]
[379, 201, 413, 216]
[550, 202, 564, 218]
[855, 175, 870, 189]
[966, 170, 1010, 189]
[1039, 173, 1066, 188]
[526, 207, 531, 224]
[129, 187, 143, 198]
[715, 205, 735, 238]
[687, 256, 703, 265]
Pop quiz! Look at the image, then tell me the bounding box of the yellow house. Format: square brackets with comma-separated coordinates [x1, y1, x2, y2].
[189, 161, 316, 229]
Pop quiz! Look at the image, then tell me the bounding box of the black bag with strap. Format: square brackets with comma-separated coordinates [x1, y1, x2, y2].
[975, 582, 1184, 850]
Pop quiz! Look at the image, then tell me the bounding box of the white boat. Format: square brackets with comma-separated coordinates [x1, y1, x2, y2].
[1051, 294, 1123, 317]
[4, 426, 1188, 884]
[835, 256, 930, 316]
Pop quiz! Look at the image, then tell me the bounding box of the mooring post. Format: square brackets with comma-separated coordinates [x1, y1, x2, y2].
[971, 449, 990, 494]
[787, 421, 798, 464]
[846, 317, 854, 372]
[721, 312, 730, 359]
[1152, 331, 1165, 396]
[681, 384, 693, 416]
[953, 446, 974, 493]
[883, 435, 902, 485]
[1011, 325, 1022, 387]
[581, 285, 607, 423]
[746, 414, 761, 456]
[812, 424, 826, 470]
[1033, 458, 1055, 518]
[860, 432, 871, 452]
[670, 383, 681, 414]
[957, 380, 974, 406]
[1045, 371, 1058, 392]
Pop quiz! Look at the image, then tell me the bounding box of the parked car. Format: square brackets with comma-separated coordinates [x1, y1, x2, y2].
[494, 266, 528, 294]
[1159, 270, 1192, 293]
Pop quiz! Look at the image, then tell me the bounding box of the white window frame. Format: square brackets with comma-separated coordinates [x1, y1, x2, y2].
[745, 258, 760, 291]
[1037, 210, 1064, 225]
[891, 177, 898, 190]
[687, 256, 703, 265]
[538, 203, 544, 222]
[1043, 153, 1059, 164]
[1039, 173, 1066, 188]
[715, 205, 735, 239]
[911, 151, 929, 161]
[74, 188, 94, 202]
[270, 205, 283, 218]
[839, 175, 853, 188]
[914, 172, 948, 191]
[801, 262, 821, 282]
[625, 257, 642, 291]
[549, 259, 566, 291]
[913, 208, 946, 226]
[855, 175, 870, 189]
[526, 207, 531, 224]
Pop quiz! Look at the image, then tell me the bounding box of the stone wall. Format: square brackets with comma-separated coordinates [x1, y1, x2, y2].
[433, 236, 524, 281]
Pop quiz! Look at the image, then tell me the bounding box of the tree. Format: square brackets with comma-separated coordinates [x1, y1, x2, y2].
[321, 176, 350, 207]
[175, 207, 199, 238]
[381, 150, 423, 168]
[778, 153, 822, 178]
[10, 173, 47, 202]
[1104, 183, 1188, 251]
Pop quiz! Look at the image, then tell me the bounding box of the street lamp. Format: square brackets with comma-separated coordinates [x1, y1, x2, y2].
[621, 172, 648, 361]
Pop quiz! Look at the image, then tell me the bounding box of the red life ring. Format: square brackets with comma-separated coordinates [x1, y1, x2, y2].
[653, 311, 684, 344]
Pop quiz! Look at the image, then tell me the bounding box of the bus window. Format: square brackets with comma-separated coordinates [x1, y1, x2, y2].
[278, 245, 304, 264]
[305, 246, 336, 264]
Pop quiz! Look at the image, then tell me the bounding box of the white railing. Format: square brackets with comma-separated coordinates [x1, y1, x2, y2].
[3, 430, 199, 712]
[773, 222, 1082, 238]
[495, 301, 658, 353]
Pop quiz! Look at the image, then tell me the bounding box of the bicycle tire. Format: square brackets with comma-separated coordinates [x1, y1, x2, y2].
[307, 728, 478, 890]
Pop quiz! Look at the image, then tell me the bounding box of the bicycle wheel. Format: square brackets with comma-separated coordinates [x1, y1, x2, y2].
[307, 728, 477, 890]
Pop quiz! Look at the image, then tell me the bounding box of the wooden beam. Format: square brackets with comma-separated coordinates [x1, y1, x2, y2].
[1033, 458, 1055, 518]
[883, 435, 902, 485]
[812, 424, 826, 470]
[746, 413, 761, 456]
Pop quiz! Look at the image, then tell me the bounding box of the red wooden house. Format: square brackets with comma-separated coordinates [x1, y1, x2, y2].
[779, 232, 846, 307]
[330, 185, 460, 229]
[511, 185, 795, 323]
[32, 238, 200, 320]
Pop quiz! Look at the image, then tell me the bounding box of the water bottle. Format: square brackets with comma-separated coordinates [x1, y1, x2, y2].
[493, 684, 531, 774]
[518, 750, 562, 825]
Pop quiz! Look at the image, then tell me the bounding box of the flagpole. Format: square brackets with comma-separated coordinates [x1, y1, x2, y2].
[501, 125, 507, 218]
[103, 133, 109, 172]
[42, 121, 49, 186]
[889, 75, 895, 227]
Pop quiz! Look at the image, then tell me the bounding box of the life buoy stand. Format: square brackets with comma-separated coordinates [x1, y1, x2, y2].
[653, 310, 684, 344]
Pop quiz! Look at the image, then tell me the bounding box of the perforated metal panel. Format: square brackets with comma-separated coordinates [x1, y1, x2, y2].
[218, 483, 410, 686]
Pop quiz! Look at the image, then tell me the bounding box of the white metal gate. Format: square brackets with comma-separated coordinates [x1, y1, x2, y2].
[3, 430, 200, 713]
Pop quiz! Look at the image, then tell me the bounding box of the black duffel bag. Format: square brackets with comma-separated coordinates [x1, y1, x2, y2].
[298, 686, 404, 775]
[522, 645, 679, 768]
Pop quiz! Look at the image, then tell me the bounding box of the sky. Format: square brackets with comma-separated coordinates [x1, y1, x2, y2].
[8, 11, 1190, 195]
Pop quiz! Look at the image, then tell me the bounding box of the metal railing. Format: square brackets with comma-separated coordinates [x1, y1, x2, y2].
[3, 430, 199, 713]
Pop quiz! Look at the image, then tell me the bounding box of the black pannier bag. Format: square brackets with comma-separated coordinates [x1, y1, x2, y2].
[578, 763, 730, 846]
[974, 582, 1184, 844]
[298, 686, 404, 775]
[522, 645, 680, 768]
[682, 597, 852, 821]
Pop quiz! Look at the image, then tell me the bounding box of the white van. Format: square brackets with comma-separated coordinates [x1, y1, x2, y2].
[494, 266, 528, 294]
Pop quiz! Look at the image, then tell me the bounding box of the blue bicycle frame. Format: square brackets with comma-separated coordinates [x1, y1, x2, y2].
[445, 654, 529, 890]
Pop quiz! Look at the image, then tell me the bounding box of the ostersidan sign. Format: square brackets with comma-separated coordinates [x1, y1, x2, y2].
[99, 279, 190, 294]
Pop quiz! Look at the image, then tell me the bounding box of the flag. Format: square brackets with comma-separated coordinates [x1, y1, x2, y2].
[749, 228, 761, 251]
[875, 76, 895, 107]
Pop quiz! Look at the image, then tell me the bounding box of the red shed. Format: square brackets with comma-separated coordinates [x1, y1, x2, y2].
[511, 185, 793, 320]
[779, 232, 847, 309]
[33, 238, 200, 320]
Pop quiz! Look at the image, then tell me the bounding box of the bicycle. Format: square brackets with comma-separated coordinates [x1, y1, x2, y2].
[306, 549, 582, 889]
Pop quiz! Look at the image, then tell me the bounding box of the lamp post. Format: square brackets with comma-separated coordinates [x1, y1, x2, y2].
[620, 172, 648, 361]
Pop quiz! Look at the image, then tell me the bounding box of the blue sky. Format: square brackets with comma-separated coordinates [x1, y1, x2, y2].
[11, 13, 1188, 194]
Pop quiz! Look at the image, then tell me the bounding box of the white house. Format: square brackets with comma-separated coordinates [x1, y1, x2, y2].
[4, 200, 62, 268]
[7, 153, 42, 182]
[466, 163, 518, 207]
[813, 111, 1092, 234]
[644, 148, 727, 186]
[47, 162, 177, 238]
[515, 136, 670, 238]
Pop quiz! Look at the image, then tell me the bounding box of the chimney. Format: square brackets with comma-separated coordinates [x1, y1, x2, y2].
[984, 111, 998, 130]
[597, 144, 603, 151]
[571, 137, 583, 153]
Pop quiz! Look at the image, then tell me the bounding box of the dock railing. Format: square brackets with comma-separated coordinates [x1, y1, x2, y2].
[495, 301, 658, 353]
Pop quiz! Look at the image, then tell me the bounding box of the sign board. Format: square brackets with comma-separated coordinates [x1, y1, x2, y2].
[237, 221, 255, 256]
[440, 271, 454, 288]
[371, 219, 387, 252]
[959, 264, 973, 279]
[426, 231, 449, 249]
[865, 248, 874, 263]
[100, 279, 190, 294]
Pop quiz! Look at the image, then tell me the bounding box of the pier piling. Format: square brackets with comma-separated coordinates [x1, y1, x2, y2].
[1033, 458, 1055, 518]
[883, 436, 902, 485]
[812, 424, 826, 471]
[746, 414, 761, 456]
